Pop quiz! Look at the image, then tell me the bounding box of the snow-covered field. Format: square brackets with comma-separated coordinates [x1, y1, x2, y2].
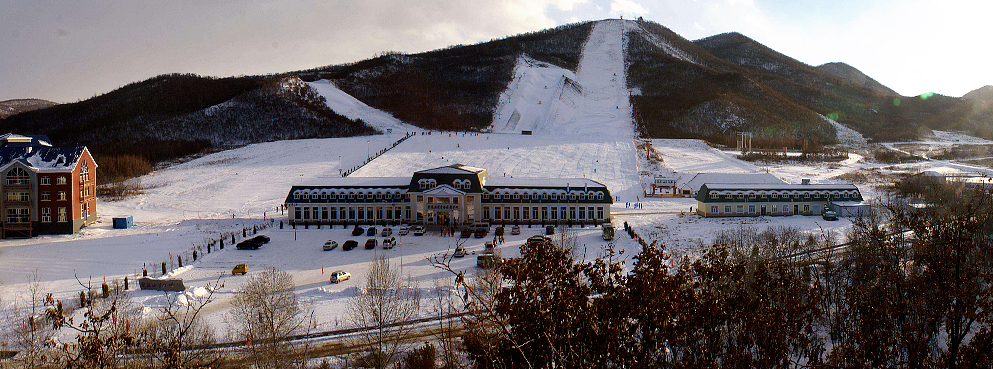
[4, 19, 993, 339]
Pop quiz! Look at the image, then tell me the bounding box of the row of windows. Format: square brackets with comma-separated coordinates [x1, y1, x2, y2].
[483, 192, 605, 201]
[7, 168, 71, 186]
[483, 206, 604, 221]
[5, 191, 70, 202]
[295, 206, 411, 221]
[6, 207, 67, 223]
[714, 191, 857, 200]
[294, 191, 408, 201]
[709, 204, 811, 215]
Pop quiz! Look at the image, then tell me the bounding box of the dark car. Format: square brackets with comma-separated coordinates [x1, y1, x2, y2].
[460, 228, 472, 238]
[366, 227, 377, 237]
[474, 228, 488, 238]
[365, 238, 378, 249]
[351, 226, 365, 236]
[236, 238, 264, 250]
[545, 225, 555, 235]
[250, 235, 270, 244]
[342, 240, 358, 251]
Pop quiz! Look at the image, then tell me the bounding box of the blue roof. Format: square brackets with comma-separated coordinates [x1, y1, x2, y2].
[0, 146, 85, 171]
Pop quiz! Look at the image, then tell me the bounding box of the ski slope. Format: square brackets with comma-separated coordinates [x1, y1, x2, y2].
[306, 79, 422, 133]
[491, 20, 633, 137]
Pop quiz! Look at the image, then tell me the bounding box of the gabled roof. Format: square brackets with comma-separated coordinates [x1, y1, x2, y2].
[0, 146, 85, 172]
[415, 164, 486, 175]
[423, 184, 465, 196]
[679, 172, 784, 192]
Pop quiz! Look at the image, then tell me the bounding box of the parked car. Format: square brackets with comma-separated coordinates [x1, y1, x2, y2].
[398, 225, 410, 235]
[236, 239, 263, 250]
[366, 227, 377, 236]
[822, 210, 839, 221]
[231, 263, 248, 275]
[381, 227, 393, 237]
[545, 225, 555, 235]
[527, 235, 551, 245]
[351, 226, 365, 236]
[460, 228, 472, 238]
[511, 225, 521, 235]
[342, 240, 359, 251]
[329, 270, 351, 283]
[484, 241, 495, 253]
[474, 228, 488, 238]
[453, 245, 467, 258]
[250, 235, 271, 244]
[383, 237, 397, 249]
[495, 226, 504, 237]
[323, 240, 338, 251]
[365, 238, 378, 249]
[476, 253, 501, 268]
[468, 222, 490, 231]
[601, 223, 614, 241]
[413, 226, 425, 236]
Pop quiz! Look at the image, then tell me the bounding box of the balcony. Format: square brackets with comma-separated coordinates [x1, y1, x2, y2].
[3, 200, 31, 206]
[4, 183, 30, 190]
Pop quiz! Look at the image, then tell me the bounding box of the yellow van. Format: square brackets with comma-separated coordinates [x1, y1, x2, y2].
[232, 263, 248, 275]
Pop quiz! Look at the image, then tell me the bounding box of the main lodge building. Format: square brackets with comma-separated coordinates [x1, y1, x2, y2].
[0, 133, 98, 238]
[284, 164, 612, 226]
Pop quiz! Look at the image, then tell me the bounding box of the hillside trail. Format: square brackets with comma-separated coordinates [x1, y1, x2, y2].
[491, 19, 635, 138]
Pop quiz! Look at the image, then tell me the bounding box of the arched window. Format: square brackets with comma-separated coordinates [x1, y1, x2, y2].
[6, 168, 29, 185]
[80, 161, 90, 182]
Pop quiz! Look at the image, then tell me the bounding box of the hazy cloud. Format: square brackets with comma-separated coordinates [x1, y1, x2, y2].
[0, 0, 990, 101]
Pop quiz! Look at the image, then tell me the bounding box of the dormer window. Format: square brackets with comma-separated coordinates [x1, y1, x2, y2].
[302, 193, 309, 200]
[294, 193, 300, 200]
[513, 194, 519, 199]
[358, 193, 365, 200]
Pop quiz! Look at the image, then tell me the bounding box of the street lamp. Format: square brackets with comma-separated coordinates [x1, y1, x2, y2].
[367, 140, 370, 160]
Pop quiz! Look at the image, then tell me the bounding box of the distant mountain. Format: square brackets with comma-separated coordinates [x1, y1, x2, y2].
[964, 85, 993, 103]
[0, 98, 57, 119]
[817, 62, 898, 96]
[0, 74, 375, 165]
[4, 18, 993, 170]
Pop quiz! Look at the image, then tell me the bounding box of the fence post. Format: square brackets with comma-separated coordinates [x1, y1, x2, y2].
[161, 262, 167, 275]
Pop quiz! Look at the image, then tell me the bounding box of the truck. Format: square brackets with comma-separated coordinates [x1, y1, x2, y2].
[601, 223, 615, 241]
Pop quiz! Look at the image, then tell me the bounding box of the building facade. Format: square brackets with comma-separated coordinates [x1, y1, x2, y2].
[1, 135, 98, 238]
[695, 183, 862, 217]
[284, 164, 613, 226]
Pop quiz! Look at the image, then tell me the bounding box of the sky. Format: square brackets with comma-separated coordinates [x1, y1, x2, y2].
[1, 0, 991, 103]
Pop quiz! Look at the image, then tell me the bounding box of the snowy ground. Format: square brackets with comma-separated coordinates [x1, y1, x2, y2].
[5, 19, 993, 340]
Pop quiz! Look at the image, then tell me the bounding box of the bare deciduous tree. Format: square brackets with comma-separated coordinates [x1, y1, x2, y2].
[231, 267, 311, 369]
[350, 252, 421, 369]
[45, 277, 142, 369]
[7, 273, 56, 368]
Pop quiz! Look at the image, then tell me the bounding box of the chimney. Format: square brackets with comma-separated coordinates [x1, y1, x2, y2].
[801, 179, 811, 185]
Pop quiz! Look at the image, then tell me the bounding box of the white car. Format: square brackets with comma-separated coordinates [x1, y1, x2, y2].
[381, 227, 393, 237]
[413, 226, 426, 236]
[323, 240, 338, 251]
[511, 225, 521, 235]
[382, 237, 397, 249]
[329, 270, 351, 283]
[398, 225, 410, 235]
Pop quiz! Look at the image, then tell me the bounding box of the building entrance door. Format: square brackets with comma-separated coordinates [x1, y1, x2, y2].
[793, 205, 799, 215]
[761, 205, 766, 215]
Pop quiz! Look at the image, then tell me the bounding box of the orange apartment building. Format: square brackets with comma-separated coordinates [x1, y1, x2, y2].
[0, 133, 97, 238]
